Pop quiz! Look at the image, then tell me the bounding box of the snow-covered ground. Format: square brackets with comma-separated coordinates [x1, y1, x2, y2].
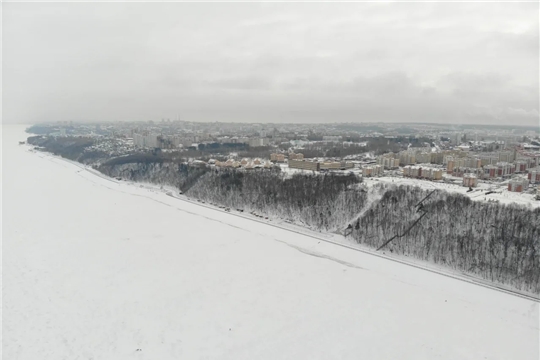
[3, 125, 539, 359]
[364, 175, 540, 208]
[279, 163, 539, 208]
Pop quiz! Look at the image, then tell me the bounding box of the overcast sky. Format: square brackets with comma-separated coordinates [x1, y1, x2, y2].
[4, 2, 539, 125]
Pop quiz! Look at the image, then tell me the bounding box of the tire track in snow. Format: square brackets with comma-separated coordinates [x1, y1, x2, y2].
[273, 238, 365, 270]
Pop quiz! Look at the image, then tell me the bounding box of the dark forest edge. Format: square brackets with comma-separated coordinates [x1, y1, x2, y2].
[27, 134, 540, 294]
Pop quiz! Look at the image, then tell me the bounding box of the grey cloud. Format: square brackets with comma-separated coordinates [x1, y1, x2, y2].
[3, 2, 538, 125]
[438, 72, 511, 91]
[206, 77, 272, 90]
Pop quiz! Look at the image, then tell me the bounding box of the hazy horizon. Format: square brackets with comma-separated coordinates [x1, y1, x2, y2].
[18, 119, 540, 129]
[4, 2, 539, 126]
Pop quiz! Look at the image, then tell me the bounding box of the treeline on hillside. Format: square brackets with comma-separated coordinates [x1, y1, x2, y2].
[26, 125, 59, 135]
[188, 170, 367, 230]
[352, 185, 540, 293]
[99, 159, 367, 230]
[98, 159, 540, 293]
[27, 135, 101, 162]
[325, 145, 369, 158]
[103, 153, 179, 166]
[98, 161, 211, 192]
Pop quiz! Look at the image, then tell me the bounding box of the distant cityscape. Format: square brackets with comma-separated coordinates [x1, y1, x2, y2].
[29, 120, 540, 197]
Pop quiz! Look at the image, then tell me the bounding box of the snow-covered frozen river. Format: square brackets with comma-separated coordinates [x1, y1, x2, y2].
[3, 125, 539, 359]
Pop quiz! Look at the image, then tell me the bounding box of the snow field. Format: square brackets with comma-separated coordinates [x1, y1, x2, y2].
[3, 125, 539, 360]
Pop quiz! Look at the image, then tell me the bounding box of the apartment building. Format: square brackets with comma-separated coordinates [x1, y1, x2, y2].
[528, 169, 540, 184]
[446, 157, 467, 173]
[399, 152, 416, 166]
[495, 162, 516, 177]
[362, 165, 383, 177]
[320, 161, 354, 170]
[451, 133, 463, 145]
[377, 156, 400, 169]
[420, 167, 443, 180]
[515, 160, 528, 173]
[464, 157, 482, 168]
[133, 133, 162, 148]
[415, 152, 432, 164]
[508, 178, 529, 192]
[270, 153, 285, 162]
[288, 159, 320, 171]
[430, 152, 444, 165]
[442, 150, 468, 163]
[520, 156, 539, 169]
[484, 165, 498, 178]
[499, 151, 516, 163]
[453, 166, 484, 177]
[479, 156, 497, 166]
[403, 166, 443, 180]
[248, 138, 269, 147]
[463, 174, 478, 187]
[288, 159, 353, 171]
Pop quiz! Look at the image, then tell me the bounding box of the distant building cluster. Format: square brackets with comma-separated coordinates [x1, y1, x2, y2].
[439, 150, 539, 184]
[288, 159, 354, 172]
[399, 152, 418, 166]
[362, 165, 383, 177]
[288, 152, 304, 160]
[132, 130, 274, 150]
[214, 158, 274, 169]
[402, 166, 443, 180]
[36, 120, 540, 199]
[248, 138, 270, 148]
[133, 132, 206, 149]
[482, 162, 516, 178]
[270, 153, 286, 162]
[371, 145, 540, 192]
[270, 152, 304, 163]
[415, 152, 435, 164]
[445, 156, 482, 170]
[377, 149, 452, 168]
[133, 132, 164, 148]
[320, 161, 354, 171]
[377, 155, 400, 169]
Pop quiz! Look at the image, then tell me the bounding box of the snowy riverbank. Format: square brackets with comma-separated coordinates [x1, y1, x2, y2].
[29, 145, 540, 300]
[4, 125, 539, 360]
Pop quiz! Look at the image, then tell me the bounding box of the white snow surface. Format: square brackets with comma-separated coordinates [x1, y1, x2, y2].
[3, 125, 539, 360]
[364, 176, 540, 208]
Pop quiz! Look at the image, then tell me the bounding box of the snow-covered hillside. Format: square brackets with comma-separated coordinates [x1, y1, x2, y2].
[3, 125, 539, 359]
[366, 175, 540, 208]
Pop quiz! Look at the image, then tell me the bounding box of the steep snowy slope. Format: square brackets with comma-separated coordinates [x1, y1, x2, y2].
[3, 126, 539, 360]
